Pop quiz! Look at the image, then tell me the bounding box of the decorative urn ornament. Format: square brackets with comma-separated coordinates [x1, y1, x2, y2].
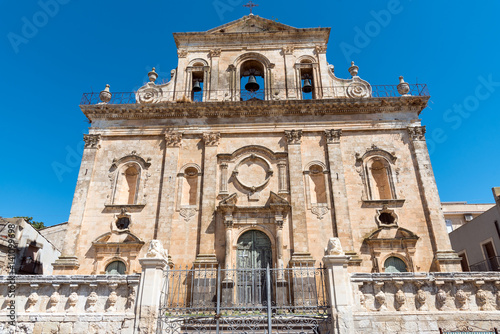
[99, 84, 112, 103]
[148, 67, 158, 83]
[348, 61, 359, 77]
[397, 76, 410, 96]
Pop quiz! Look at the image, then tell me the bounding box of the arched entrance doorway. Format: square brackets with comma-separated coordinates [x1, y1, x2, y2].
[236, 230, 272, 305]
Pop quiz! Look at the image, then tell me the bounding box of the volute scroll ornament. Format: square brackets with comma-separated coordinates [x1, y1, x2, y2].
[84, 134, 101, 149]
[324, 129, 342, 144]
[284, 130, 302, 145]
[203, 132, 221, 146]
[136, 84, 162, 104]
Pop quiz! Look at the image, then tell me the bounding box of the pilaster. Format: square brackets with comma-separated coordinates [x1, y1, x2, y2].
[195, 132, 221, 265]
[284, 130, 313, 266]
[282, 46, 297, 99]
[209, 49, 221, 101]
[323, 130, 358, 261]
[53, 134, 101, 273]
[156, 132, 182, 250]
[408, 126, 461, 271]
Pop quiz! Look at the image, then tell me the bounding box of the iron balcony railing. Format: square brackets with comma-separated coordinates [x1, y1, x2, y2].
[440, 329, 499, 334]
[469, 256, 500, 272]
[80, 84, 429, 105]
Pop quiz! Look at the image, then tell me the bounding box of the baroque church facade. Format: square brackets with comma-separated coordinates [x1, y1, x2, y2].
[53, 14, 461, 276]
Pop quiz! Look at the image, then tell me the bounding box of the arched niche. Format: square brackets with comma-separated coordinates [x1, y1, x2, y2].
[303, 161, 330, 219]
[176, 163, 202, 222]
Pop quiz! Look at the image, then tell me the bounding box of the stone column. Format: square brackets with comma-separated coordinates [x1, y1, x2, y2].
[53, 134, 101, 274]
[222, 212, 234, 307]
[209, 49, 221, 101]
[219, 163, 229, 196]
[156, 132, 182, 253]
[408, 126, 461, 272]
[284, 130, 313, 266]
[282, 46, 297, 99]
[277, 162, 288, 195]
[324, 130, 357, 259]
[195, 132, 221, 266]
[135, 241, 169, 334]
[323, 238, 355, 334]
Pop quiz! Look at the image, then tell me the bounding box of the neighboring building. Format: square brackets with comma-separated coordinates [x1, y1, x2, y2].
[0, 217, 61, 275]
[442, 201, 494, 233]
[450, 187, 500, 272]
[38, 222, 68, 253]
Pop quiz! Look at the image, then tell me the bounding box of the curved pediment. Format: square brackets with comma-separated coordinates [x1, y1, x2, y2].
[93, 231, 144, 246]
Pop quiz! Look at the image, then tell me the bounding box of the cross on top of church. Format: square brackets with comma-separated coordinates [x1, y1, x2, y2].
[244, 1, 258, 15]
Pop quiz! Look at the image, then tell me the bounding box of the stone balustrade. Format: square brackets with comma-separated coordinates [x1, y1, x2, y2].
[0, 274, 140, 334]
[350, 272, 500, 333]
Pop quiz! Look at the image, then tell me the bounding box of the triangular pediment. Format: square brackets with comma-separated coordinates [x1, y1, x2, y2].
[207, 15, 297, 34]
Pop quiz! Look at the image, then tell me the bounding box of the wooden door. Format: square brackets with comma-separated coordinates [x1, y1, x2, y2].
[236, 230, 272, 306]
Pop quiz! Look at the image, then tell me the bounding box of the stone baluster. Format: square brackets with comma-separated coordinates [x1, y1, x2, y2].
[47, 284, 61, 313]
[454, 281, 468, 311]
[86, 283, 98, 313]
[26, 284, 39, 313]
[67, 284, 79, 313]
[475, 280, 494, 311]
[374, 282, 386, 311]
[435, 281, 448, 311]
[394, 281, 406, 311]
[107, 283, 118, 313]
[415, 281, 428, 311]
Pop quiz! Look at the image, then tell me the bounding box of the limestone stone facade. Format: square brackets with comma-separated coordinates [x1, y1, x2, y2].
[54, 15, 461, 276]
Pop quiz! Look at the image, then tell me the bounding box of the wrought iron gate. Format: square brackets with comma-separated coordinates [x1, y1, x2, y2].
[157, 264, 331, 334]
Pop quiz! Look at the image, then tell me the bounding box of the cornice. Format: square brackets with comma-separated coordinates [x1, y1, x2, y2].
[81, 96, 429, 122]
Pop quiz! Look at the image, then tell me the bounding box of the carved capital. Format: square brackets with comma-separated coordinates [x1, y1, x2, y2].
[203, 132, 221, 146]
[408, 126, 426, 141]
[324, 129, 342, 144]
[284, 130, 302, 145]
[209, 48, 222, 58]
[83, 134, 101, 149]
[315, 45, 327, 54]
[177, 49, 188, 58]
[282, 46, 294, 55]
[165, 132, 183, 147]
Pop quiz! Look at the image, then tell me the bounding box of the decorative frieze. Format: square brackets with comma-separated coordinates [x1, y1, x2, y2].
[324, 129, 342, 144]
[165, 132, 183, 147]
[284, 129, 302, 145]
[203, 132, 221, 146]
[83, 134, 101, 149]
[408, 126, 426, 141]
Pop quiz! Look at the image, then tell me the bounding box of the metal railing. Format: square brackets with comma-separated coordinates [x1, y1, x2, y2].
[440, 329, 498, 334]
[80, 84, 429, 105]
[157, 265, 330, 334]
[469, 256, 500, 272]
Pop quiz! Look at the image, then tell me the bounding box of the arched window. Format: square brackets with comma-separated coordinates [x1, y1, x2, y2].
[105, 260, 126, 275]
[384, 256, 407, 273]
[113, 164, 140, 204]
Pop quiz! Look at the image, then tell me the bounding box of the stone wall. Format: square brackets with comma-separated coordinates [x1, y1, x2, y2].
[350, 272, 500, 334]
[0, 274, 140, 334]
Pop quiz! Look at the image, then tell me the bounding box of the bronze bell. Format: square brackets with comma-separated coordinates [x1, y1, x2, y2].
[302, 78, 313, 93]
[192, 80, 202, 92]
[245, 75, 260, 92]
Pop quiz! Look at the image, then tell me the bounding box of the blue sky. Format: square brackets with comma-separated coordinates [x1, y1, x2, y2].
[1, 1, 499, 226]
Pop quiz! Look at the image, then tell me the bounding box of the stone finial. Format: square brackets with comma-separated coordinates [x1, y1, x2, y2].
[148, 67, 158, 83]
[397, 76, 410, 96]
[325, 237, 344, 256]
[348, 61, 359, 77]
[146, 240, 168, 260]
[99, 84, 112, 103]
